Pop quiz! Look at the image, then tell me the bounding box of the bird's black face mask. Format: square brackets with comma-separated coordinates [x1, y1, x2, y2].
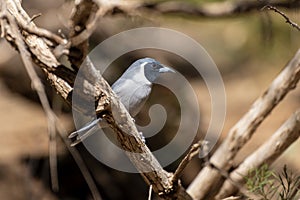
[144, 62, 163, 82]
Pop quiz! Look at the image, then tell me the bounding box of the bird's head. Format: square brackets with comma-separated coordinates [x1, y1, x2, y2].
[126, 58, 175, 83]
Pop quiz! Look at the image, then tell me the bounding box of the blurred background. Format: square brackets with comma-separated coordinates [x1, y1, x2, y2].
[0, 0, 300, 199]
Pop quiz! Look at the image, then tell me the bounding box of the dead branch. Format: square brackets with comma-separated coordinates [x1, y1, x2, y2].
[81, 58, 192, 199]
[215, 109, 300, 198]
[55, 119, 103, 200]
[221, 197, 242, 200]
[1, 0, 193, 199]
[68, 0, 97, 70]
[2, 0, 300, 199]
[4, 0, 75, 102]
[2, 7, 59, 192]
[68, 0, 300, 19]
[69, 6, 107, 47]
[136, 0, 300, 18]
[263, 5, 300, 32]
[12, 13, 66, 45]
[197, 161, 261, 199]
[187, 49, 300, 199]
[172, 141, 204, 185]
[1, 2, 102, 199]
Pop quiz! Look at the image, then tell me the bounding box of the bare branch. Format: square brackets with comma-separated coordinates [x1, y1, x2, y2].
[216, 109, 300, 198]
[55, 121, 103, 200]
[221, 197, 242, 200]
[138, 0, 300, 18]
[68, 0, 98, 70]
[172, 141, 203, 184]
[69, 6, 107, 47]
[263, 5, 300, 32]
[2, 0, 193, 198]
[4, 0, 74, 101]
[187, 49, 300, 199]
[67, 0, 138, 68]
[81, 58, 193, 199]
[1, 3, 103, 199]
[16, 15, 67, 45]
[29, 12, 42, 22]
[2, 7, 60, 191]
[148, 185, 153, 200]
[4, 0, 300, 199]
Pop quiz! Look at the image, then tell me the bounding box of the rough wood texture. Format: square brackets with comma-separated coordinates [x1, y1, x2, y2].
[2, 0, 300, 199]
[76, 57, 193, 200]
[2, 0, 192, 199]
[187, 49, 300, 200]
[215, 109, 300, 198]
[126, 0, 300, 18]
[68, 0, 97, 70]
[5, 0, 73, 101]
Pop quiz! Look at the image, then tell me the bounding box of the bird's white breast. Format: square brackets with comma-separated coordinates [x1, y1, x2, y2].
[131, 62, 152, 85]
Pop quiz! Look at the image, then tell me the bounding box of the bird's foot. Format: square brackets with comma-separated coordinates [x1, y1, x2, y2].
[138, 131, 145, 143]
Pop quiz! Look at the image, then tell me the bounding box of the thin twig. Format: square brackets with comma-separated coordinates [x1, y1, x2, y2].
[187, 49, 300, 199]
[207, 162, 261, 199]
[7, 15, 102, 197]
[3, 0, 193, 198]
[5, 9, 60, 191]
[139, 0, 300, 18]
[216, 109, 300, 198]
[69, 6, 107, 46]
[55, 121, 103, 200]
[172, 140, 203, 184]
[3, 2, 102, 198]
[221, 197, 242, 200]
[25, 24, 67, 45]
[29, 13, 42, 23]
[69, 0, 139, 46]
[16, 16, 67, 45]
[263, 5, 300, 32]
[148, 185, 153, 200]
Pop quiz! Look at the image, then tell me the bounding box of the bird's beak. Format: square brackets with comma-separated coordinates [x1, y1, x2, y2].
[159, 64, 176, 73]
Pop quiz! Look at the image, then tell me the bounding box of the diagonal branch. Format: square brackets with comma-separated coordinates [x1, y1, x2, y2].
[1, 0, 193, 199]
[172, 140, 204, 185]
[215, 109, 300, 198]
[263, 5, 300, 32]
[187, 49, 300, 199]
[136, 0, 300, 18]
[1, 2, 102, 199]
[2, 7, 59, 192]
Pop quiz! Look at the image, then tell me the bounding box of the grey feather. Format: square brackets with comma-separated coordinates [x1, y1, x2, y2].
[69, 57, 175, 145]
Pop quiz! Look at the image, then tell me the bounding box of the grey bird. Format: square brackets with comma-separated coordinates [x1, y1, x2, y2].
[69, 58, 175, 145]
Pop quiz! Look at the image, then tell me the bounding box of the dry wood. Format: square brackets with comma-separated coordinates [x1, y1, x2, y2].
[2, 0, 193, 199]
[215, 109, 300, 198]
[187, 49, 300, 199]
[1, 1, 103, 199]
[5, 0, 74, 100]
[68, 0, 97, 70]
[2, 0, 300, 199]
[132, 0, 300, 18]
[263, 5, 300, 32]
[3, 5, 59, 192]
[172, 140, 204, 185]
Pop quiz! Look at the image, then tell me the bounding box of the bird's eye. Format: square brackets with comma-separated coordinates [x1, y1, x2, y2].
[145, 63, 159, 70]
[152, 63, 160, 70]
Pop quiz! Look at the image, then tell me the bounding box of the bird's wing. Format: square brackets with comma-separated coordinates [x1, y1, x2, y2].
[112, 78, 152, 117]
[126, 84, 152, 116]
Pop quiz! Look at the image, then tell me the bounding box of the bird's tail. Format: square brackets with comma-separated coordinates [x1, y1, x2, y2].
[69, 118, 106, 146]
